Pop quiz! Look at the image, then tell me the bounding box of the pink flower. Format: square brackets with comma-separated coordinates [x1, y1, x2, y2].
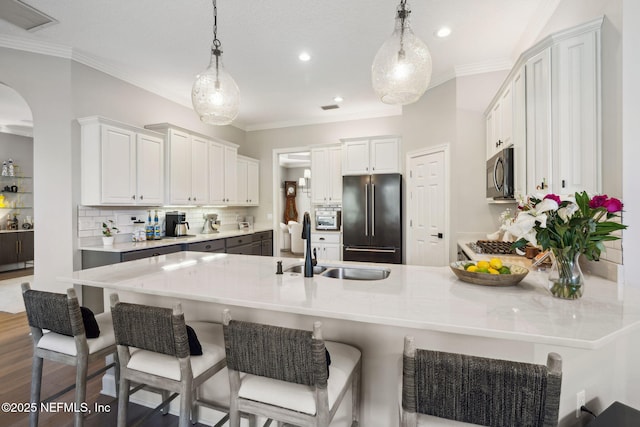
[589, 195, 608, 208]
[544, 194, 561, 205]
[602, 197, 623, 213]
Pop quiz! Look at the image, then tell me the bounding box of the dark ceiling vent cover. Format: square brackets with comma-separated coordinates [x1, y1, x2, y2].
[321, 104, 340, 110]
[0, 0, 57, 32]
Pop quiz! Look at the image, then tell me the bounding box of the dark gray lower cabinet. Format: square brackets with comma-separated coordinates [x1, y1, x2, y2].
[0, 231, 34, 266]
[185, 239, 225, 253]
[225, 230, 272, 256]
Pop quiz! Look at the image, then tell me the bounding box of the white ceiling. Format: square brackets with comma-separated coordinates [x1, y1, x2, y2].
[0, 0, 558, 134]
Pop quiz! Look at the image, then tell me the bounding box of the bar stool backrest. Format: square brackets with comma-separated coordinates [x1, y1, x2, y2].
[223, 319, 327, 387]
[23, 288, 83, 337]
[111, 302, 189, 358]
[403, 336, 562, 427]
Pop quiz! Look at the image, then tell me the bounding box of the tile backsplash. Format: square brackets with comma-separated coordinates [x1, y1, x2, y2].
[78, 205, 252, 245]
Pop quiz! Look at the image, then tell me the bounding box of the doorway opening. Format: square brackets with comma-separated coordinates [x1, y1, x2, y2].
[272, 148, 311, 257]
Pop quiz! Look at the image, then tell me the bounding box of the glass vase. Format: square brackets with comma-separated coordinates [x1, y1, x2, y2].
[548, 249, 584, 299]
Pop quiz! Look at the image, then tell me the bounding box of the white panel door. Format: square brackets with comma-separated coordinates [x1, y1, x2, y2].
[246, 159, 259, 205]
[311, 148, 328, 203]
[408, 150, 446, 266]
[554, 31, 599, 195]
[224, 145, 238, 204]
[370, 137, 399, 174]
[190, 136, 209, 204]
[237, 158, 248, 204]
[327, 146, 342, 203]
[101, 125, 135, 204]
[526, 48, 553, 194]
[208, 141, 225, 204]
[136, 133, 164, 204]
[342, 140, 370, 175]
[167, 129, 191, 204]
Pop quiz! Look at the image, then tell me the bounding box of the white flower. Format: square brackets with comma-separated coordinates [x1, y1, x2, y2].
[507, 197, 559, 246]
[558, 203, 579, 222]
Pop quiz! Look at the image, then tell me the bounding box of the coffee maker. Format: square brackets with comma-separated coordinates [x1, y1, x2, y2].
[165, 211, 186, 237]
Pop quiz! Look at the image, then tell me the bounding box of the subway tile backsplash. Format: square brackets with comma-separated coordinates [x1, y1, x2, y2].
[77, 205, 252, 245]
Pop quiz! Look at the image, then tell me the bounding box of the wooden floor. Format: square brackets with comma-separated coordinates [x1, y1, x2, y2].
[0, 311, 213, 427]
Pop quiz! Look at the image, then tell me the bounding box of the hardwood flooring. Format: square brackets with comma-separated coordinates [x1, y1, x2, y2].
[0, 311, 212, 427]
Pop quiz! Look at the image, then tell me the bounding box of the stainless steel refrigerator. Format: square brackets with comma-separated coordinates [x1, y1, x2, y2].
[342, 173, 402, 264]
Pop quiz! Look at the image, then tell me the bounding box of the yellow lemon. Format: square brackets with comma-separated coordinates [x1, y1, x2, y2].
[477, 260, 490, 270]
[489, 258, 503, 270]
[488, 268, 500, 275]
[466, 265, 478, 272]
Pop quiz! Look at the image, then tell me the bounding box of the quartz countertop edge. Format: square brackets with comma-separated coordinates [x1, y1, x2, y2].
[79, 225, 273, 252]
[59, 252, 640, 350]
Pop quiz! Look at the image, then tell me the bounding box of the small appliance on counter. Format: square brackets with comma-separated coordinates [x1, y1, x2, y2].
[165, 211, 186, 237]
[202, 213, 219, 234]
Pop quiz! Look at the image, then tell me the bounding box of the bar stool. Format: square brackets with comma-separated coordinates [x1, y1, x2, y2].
[110, 294, 228, 427]
[401, 336, 563, 427]
[222, 309, 362, 427]
[21, 282, 118, 427]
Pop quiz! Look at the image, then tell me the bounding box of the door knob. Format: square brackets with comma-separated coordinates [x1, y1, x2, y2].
[430, 233, 444, 239]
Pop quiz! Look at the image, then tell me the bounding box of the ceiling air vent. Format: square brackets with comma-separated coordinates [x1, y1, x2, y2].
[0, 0, 58, 32]
[321, 104, 340, 110]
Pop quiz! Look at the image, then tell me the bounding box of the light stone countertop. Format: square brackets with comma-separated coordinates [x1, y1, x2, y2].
[59, 251, 640, 350]
[78, 225, 274, 253]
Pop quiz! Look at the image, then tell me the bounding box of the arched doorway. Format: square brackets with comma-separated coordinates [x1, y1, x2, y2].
[0, 82, 35, 293]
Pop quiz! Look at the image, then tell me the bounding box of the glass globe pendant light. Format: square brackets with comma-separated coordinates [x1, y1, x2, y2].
[371, 0, 432, 105]
[192, 0, 240, 125]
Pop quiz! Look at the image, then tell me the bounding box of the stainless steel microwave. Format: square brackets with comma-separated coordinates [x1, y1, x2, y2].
[486, 147, 514, 200]
[315, 210, 341, 230]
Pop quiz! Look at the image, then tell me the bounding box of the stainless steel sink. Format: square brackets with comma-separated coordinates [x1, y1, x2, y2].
[321, 267, 390, 281]
[284, 265, 328, 274]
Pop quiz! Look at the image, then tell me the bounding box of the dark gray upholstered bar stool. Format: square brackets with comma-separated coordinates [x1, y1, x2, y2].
[401, 336, 563, 427]
[110, 294, 229, 427]
[222, 309, 362, 427]
[21, 282, 118, 427]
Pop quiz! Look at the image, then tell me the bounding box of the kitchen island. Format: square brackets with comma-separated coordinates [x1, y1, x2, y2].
[59, 252, 640, 426]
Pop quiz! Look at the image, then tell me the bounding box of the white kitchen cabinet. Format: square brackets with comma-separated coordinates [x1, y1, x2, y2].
[311, 145, 342, 204]
[342, 137, 400, 175]
[307, 231, 341, 261]
[166, 128, 208, 205]
[209, 140, 238, 204]
[486, 83, 512, 159]
[552, 30, 600, 195]
[525, 48, 553, 195]
[145, 123, 218, 205]
[79, 116, 164, 205]
[512, 66, 527, 198]
[237, 155, 259, 206]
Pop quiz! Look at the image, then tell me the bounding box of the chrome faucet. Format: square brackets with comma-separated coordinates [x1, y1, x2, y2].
[302, 212, 317, 277]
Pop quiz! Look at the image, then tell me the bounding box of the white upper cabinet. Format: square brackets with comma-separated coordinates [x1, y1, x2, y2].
[146, 123, 239, 206]
[486, 84, 513, 159]
[79, 116, 164, 205]
[525, 48, 553, 195]
[311, 145, 342, 204]
[552, 30, 600, 195]
[342, 137, 400, 175]
[237, 155, 260, 206]
[209, 141, 237, 204]
[486, 17, 602, 198]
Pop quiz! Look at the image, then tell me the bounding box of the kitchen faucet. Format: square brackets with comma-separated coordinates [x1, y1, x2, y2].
[302, 212, 317, 277]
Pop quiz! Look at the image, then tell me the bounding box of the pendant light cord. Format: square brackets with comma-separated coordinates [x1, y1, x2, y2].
[212, 0, 220, 51]
[397, 0, 410, 59]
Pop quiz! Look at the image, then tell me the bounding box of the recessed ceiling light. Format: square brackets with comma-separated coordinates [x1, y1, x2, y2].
[333, 96, 344, 103]
[298, 52, 311, 62]
[435, 27, 452, 38]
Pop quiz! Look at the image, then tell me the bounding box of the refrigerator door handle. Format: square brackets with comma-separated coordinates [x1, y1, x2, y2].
[371, 184, 375, 237]
[345, 247, 397, 253]
[364, 184, 368, 236]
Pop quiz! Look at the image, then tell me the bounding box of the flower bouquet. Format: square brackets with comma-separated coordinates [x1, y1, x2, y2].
[508, 191, 626, 299]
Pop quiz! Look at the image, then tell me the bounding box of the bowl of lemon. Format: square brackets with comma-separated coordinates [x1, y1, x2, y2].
[450, 258, 529, 286]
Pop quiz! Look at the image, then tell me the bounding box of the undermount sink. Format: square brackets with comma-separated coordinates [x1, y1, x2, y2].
[284, 264, 390, 281]
[321, 267, 390, 281]
[284, 265, 328, 274]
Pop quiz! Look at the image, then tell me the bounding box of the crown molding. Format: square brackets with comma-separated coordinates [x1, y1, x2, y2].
[0, 34, 70, 58]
